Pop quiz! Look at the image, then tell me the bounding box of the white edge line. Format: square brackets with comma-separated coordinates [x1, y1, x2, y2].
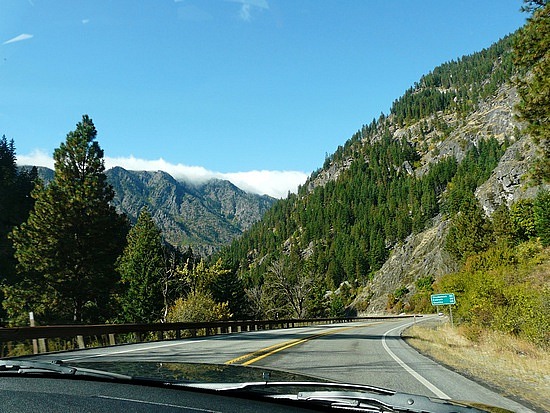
[381, 318, 450, 399]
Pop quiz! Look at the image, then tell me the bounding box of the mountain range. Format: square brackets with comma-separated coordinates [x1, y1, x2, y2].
[25, 166, 275, 256]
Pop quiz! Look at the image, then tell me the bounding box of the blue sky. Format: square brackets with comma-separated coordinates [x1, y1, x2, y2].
[2, 1, 527, 197]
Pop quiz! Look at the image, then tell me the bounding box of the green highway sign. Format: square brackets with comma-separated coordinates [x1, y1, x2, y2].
[431, 293, 456, 306]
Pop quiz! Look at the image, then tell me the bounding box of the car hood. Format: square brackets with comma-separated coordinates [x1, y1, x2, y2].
[64, 361, 514, 413]
[1, 359, 515, 413]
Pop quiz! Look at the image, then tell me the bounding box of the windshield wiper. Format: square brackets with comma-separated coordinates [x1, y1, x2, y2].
[184, 381, 492, 413]
[0, 359, 131, 380]
[293, 389, 486, 412]
[0, 359, 77, 375]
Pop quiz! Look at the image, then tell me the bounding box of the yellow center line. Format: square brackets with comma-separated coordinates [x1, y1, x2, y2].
[225, 322, 381, 366]
[224, 340, 301, 365]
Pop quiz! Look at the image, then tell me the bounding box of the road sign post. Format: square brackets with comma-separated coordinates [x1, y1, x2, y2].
[431, 293, 456, 327]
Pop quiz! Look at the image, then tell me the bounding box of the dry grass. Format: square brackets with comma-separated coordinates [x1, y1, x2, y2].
[403, 323, 550, 413]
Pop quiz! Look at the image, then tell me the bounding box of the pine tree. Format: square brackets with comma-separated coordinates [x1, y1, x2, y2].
[116, 207, 165, 323]
[9, 116, 128, 324]
[0, 137, 36, 270]
[445, 198, 491, 262]
[490, 204, 515, 244]
[510, 199, 537, 241]
[0, 136, 37, 324]
[514, 2, 550, 182]
[534, 189, 550, 246]
[209, 263, 247, 319]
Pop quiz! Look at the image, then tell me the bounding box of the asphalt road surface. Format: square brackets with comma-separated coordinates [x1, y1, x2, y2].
[26, 317, 535, 412]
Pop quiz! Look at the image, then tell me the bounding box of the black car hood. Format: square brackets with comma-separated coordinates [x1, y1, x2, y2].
[1, 359, 515, 413]
[63, 361, 513, 413]
[66, 360, 321, 384]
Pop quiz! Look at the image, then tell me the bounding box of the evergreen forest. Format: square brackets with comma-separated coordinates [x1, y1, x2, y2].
[0, 2, 548, 351]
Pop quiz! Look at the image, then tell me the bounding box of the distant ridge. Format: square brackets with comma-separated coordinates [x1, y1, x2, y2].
[21, 165, 275, 255]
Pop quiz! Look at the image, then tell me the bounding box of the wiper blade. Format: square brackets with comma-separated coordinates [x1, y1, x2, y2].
[183, 380, 393, 395]
[0, 359, 131, 380]
[0, 359, 77, 375]
[295, 390, 487, 413]
[186, 381, 491, 413]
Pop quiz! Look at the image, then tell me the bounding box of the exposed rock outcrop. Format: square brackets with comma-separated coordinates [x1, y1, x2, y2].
[476, 137, 549, 215]
[356, 215, 457, 313]
[355, 82, 548, 313]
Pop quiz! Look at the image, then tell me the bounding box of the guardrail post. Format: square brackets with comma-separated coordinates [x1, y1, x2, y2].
[76, 335, 85, 349]
[29, 312, 39, 354]
[108, 333, 116, 346]
[38, 338, 47, 353]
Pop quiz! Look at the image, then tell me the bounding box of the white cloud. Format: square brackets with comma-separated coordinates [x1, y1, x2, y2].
[17, 152, 307, 199]
[224, 170, 307, 198]
[226, 0, 269, 21]
[3, 33, 34, 45]
[105, 156, 218, 185]
[240, 4, 252, 21]
[17, 149, 54, 169]
[82, 19, 90, 24]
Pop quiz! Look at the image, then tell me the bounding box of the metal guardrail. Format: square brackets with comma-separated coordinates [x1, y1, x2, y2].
[0, 315, 417, 356]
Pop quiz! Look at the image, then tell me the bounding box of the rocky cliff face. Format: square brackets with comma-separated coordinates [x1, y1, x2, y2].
[476, 137, 543, 215]
[107, 167, 275, 255]
[396, 83, 520, 176]
[358, 215, 457, 313]
[350, 81, 549, 314]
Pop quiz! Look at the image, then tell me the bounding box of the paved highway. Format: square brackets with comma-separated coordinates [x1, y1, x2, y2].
[27, 317, 534, 412]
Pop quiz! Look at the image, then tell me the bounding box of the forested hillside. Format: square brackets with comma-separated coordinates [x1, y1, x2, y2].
[217, 10, 549, 344]
[218, 34, 517, 287]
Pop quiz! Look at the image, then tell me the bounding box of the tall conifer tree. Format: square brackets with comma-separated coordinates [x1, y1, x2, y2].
[0, 136, 37, 324]
[514, 2, 550, 182]
[9, 116, 128, 323]
[534, 190, 550, 246]
[116, 207, 165, 323]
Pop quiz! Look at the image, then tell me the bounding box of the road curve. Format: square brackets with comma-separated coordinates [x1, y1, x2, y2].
[244, 317, 534, 413]
[26, 317, 534, 412]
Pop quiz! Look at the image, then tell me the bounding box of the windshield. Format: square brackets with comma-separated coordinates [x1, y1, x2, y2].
[1, 2, 547, 413]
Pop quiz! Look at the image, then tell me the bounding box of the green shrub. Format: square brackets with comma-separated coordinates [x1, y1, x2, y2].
[167, 291, 232, 323]
[437, 242, 549, 348]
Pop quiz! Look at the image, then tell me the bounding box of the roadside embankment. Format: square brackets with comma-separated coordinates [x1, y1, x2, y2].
[403, 321, 549, 413]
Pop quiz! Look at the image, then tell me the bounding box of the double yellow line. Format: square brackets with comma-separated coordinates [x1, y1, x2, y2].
[225, 322, 379, 366]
